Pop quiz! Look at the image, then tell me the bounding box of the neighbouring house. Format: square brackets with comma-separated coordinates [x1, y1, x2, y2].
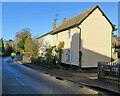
[38, 5, 117, 68]
[112, 37, 118, 60]
[112, 34, 120, 60]
[37, 32, 52, 57]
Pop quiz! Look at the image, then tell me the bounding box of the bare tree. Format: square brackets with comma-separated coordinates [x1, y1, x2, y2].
[15, 28, 31, 50]
[15, 28, 31, 43]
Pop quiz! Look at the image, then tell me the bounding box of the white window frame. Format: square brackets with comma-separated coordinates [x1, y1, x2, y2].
[67, 29, 71, 38]
[70, 49, 72, 63]
[64, 50, 66, 62]
[67, 49, 72, 63]
[67, 49, 70, 63]
[56, 33, 58, 40]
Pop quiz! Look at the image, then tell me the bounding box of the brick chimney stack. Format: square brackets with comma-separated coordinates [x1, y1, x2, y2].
[53, 19, 56, 30]
[62, 18, 66, 23]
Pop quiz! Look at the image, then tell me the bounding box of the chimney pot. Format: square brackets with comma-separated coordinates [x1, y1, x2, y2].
[63, 18, 66, 23]
[53, 19, 56, 30]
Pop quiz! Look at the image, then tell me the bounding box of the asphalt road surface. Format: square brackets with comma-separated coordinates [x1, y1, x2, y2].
[2, 56, 107, 95]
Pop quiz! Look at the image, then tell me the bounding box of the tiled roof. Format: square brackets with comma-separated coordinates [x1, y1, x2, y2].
[51, 5, 115, 34]
[37, 31, 53, 39]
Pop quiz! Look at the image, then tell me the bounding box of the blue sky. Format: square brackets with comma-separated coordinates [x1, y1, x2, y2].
[2, 2, 118, 41]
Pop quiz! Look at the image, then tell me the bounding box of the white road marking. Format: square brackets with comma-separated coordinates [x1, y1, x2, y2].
[16, 77, 25, 86]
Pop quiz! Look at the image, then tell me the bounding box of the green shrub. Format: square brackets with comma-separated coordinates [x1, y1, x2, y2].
[23, 53, 29, 57]
[20, 52, 24, 56]
[31, 46, 61, 68]
[2, 51, 11, 56]
[31, 55, 59, 68]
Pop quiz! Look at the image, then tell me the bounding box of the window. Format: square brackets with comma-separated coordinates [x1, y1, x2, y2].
[67, 49, 72, 63]
[64, 49, 72, 63]
[64, 50, 66, 62]
[56, 34, 58, 40]
[67, 29, 71, 38]
[67, 50, 70, 62]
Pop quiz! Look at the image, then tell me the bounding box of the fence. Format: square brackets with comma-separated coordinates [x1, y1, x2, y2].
[98, 62, 120, 84]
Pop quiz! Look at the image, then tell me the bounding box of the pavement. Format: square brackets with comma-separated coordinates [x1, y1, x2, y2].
[16, 58, 120, 95]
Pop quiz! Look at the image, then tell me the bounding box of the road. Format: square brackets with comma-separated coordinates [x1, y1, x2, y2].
[2, 56, 106, 95]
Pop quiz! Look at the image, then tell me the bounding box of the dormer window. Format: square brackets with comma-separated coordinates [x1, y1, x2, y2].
[67, 29, 71, 38]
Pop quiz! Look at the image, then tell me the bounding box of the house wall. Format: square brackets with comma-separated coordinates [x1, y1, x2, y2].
[52, 27, 80, 66]
[37, 34, 52, 57]
[38, 8, 113, 68]
[79, 8, 112, 68]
